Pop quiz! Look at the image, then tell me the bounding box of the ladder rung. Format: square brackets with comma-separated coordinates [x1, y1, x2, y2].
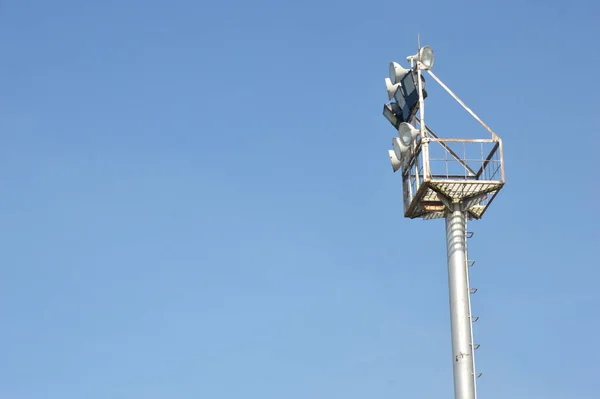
[472, 343, 480, 350]
[475, 372, 483, 379]
[470, 316, 479, 322]
[469, 288, 478, 294]
[467, 260, 476, 267]
[466, 232, 474, 238]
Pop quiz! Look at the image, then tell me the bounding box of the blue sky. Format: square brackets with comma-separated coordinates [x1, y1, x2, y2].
[1, 0, 599, 398]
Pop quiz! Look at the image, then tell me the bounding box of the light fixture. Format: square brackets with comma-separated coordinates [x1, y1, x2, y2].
[390, 124, 418, 170]
[392, 136, 409, 162]
[407, 45, 434, 70]
[419, 46, 434, 69]
[385, 78, 400, 100]
[398, 122, 420, 147]
[395, 72, 420, 122]
[388, 149, 401, 172]
[389, 61, 409, 84]
[383, 103, 402, 129]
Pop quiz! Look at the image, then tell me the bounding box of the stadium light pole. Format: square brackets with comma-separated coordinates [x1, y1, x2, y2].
[381, 42, 505, 399]
[446, 203, 476, 399]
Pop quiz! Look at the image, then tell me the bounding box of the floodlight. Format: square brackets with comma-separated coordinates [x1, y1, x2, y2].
[388, 150, 401, 172]
[398, 122, 419, 147]
[392, 136, 409, 161]
[419, 46, 434, 69]
[389, 62, 409, 84]
[397, 72, 418, 122]
[407, 45, 435, 70]
[385, 78, 400, 100]
[383, 103, 402, 129]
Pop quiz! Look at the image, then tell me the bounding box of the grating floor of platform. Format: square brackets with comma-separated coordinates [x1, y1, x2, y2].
[406, 179, 504, 220]
[429, 180, 502, 200]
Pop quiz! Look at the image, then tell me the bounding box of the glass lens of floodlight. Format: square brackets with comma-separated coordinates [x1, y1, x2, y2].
[395, 89, 406, 108]
[419, 46, 434, 69]
[398, 123, 414, 147]
[389, 102, 401, 115]
[401, 72, 415, 97]
[383, 104, 398, 127]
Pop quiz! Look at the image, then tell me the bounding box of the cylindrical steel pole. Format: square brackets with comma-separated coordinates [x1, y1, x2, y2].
[445, 204, 476, 399]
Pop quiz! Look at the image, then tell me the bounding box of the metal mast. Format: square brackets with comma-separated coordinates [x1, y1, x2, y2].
[381, 40, 505, 399]
[446, 205, 476, 398]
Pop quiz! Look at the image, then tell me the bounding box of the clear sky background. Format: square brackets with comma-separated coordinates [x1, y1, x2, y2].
[1, 0, 599, 398]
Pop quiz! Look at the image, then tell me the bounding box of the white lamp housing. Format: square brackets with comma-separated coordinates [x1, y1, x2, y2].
[389, 61, 409, 84]
[392, 137, 409, 161]
[398, 122, 420, 147]
[388, 149, 401, 172]
[385, 78, 400, 100]
[407, 45, 434, 70]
